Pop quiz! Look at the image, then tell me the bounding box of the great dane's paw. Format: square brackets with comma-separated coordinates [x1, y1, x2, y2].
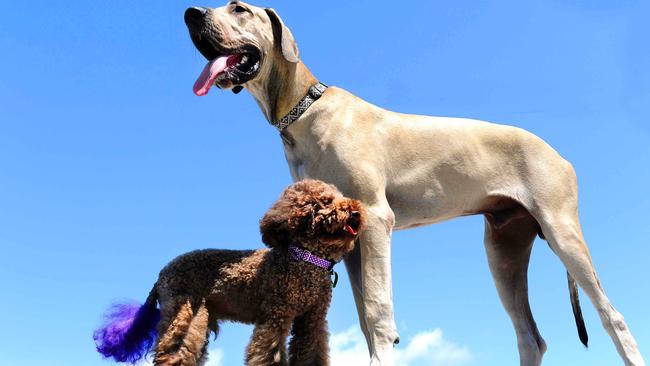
[370, 346, 396, 366]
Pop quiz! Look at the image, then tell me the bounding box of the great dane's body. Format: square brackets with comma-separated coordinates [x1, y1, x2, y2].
[184, 2, 645, 365]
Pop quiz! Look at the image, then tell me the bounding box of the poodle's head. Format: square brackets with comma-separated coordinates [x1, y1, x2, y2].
[260, 180, 365, 261]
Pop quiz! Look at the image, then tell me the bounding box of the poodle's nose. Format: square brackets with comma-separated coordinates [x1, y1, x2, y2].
[348, 211, 361, 230]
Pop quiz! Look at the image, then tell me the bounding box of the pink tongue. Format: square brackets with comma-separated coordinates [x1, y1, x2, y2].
[192, 55, 238, 96]
[344, 224, 358, 235]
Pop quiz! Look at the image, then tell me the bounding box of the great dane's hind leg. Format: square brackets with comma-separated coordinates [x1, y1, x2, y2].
[359, 202, 399, 366]
[536, 209, 645, 366]
[484, 210, 546, 366]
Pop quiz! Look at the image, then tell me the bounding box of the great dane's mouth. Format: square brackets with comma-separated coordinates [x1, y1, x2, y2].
[190, 34, 261, 96]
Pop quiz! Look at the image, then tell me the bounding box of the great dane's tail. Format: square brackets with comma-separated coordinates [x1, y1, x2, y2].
[568, 272, 589, 347]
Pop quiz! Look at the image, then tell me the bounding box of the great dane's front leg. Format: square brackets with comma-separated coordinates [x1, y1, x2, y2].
[344, 242, 372, 349]
[358, 202, 399, 366]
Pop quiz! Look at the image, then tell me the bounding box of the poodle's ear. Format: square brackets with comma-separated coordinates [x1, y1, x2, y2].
[260, 207, 290, 249]
[260, 192, 316, 248]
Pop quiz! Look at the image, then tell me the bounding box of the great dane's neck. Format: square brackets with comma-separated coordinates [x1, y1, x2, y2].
[245, 59, 317, 124]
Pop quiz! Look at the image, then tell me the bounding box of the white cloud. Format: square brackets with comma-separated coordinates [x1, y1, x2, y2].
[330, 326, 371, 365]
[204, 348, 224, 366]
[330, 326, 472, 366]
[395, 329, 472, 365]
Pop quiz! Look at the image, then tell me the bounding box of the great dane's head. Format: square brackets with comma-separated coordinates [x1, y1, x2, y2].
[184, 1, 299, 96]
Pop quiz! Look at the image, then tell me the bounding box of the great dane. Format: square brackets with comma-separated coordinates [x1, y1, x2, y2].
[183, 2, 644, 365]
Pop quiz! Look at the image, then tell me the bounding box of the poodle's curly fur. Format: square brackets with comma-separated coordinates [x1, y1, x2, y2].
[96, 180, 365, 366]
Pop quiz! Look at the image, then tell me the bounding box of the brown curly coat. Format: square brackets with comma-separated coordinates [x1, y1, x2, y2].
[150, 180, 365, 366]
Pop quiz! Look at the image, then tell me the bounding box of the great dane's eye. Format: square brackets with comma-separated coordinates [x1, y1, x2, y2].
[232, 5, 248, 13]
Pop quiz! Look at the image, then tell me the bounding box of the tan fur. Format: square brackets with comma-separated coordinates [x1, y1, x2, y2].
[150, 180, 365, 366]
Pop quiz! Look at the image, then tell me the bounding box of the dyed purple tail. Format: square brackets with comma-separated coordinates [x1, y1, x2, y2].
[94, 286, 160, 364]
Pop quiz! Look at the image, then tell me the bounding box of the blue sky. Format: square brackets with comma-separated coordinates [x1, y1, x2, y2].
[1, 1, 648, 365]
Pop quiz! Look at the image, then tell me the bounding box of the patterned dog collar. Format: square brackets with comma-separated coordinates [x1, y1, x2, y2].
[271, 82, 328, 131]
[288, 245, 335, 270]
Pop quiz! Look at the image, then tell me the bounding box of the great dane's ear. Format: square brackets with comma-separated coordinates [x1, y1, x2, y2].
[264, 8, 299, 63]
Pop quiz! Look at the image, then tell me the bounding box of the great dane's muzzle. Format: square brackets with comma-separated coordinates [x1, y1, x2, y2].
[184, 6, 261, 95]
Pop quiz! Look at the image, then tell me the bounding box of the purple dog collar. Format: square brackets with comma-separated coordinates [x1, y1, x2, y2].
[289, 245, 335, 270]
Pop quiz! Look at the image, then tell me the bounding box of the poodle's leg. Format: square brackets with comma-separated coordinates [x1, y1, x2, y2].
[246, 314, 292, 366]
[197, 319, 220, 366]
[288, 308, 330, 366]
[343, 241, 371, 351]
[536, 209, 645, 366]
[195, 330, 211, 366]
[358, 201, 399, 366]
[483, 213, 546, 366]
[154, 299, 210, 366]
[154, 298, 191, 364]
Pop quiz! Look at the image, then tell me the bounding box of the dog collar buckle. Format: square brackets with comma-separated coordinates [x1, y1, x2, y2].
[330, 269, 339, 288]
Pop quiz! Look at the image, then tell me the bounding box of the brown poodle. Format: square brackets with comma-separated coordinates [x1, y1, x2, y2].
[94, 179, 365, 366]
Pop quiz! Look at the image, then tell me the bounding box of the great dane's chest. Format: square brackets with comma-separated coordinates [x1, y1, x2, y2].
[282, 141, 307, 181]
[281, 134, 365, 188]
